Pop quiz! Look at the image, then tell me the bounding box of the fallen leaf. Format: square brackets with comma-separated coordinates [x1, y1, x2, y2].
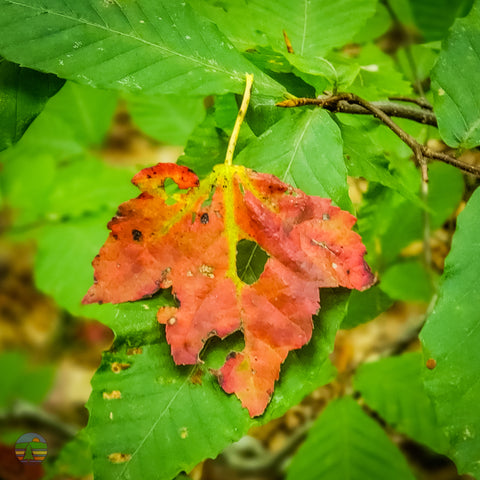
[83, 162, 373, 416]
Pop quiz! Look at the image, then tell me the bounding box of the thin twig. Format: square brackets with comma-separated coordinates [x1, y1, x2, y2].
[381, 0, 426, 97]
[388, 96, 433, 110]
[277, 93, 480, 177]
[277, 97, 437, 126]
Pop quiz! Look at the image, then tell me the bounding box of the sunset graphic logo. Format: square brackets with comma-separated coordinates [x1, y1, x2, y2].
[15, 433, 48, 463]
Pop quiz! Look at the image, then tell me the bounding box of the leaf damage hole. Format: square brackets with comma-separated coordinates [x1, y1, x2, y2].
[111, 362, 131, 373]
[164, 177, 189, 205]
[126, 347, 143, 355]
[103, 390, 122, 400]
[236, 239, 269, 285]
[108, 452, 131, 464]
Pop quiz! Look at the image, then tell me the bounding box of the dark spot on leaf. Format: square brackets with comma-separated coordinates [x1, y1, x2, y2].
[127, 347, 143, 355]
[132, 229, 143, 241]
[226, 351, 237, 361]
[347, 269, 350, 275]
[426, 358, 437, 370]
[190, 368, 203, 385]
[201, 213, 209, 224]
[111, 362, 131, 373]
[98, 300, 103, 305]
[112, 234, 118, 240]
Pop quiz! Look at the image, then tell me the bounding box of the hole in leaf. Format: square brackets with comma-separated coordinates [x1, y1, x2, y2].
[201, 330, 245, 369]
[236, 239, 269, 285]
[164, 177, 189, 205]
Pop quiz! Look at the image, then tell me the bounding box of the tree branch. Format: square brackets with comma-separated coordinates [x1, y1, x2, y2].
[277, 96, 437, 126]
[277, 93, 480, 177]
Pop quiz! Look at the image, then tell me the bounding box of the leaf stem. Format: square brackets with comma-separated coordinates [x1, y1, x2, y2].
[225, 73, 254, 166]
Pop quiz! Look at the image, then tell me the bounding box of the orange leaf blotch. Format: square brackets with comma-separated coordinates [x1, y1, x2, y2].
[132, 163, 199, 193]
[84, 163, 374, 417]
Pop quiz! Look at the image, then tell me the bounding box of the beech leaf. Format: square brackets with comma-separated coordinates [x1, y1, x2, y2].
[83, 161, 373, 417]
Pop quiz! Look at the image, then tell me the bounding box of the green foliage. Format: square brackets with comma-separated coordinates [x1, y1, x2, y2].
[0, 58, 63, 151]
[236, 108, 351, 210]
[44, 430, 93, 480]
[358, 162, 464, 272]
[287, 397, 415, 480]
[0, 351, 54, 407]
[379, 261, 434, 303]
[193, 0, 377, 56]
[125, 94, 206, 146]
[409, 0, 474, 41]
[432, 2, 480, 149]
[86, 291, 344, 480]
[0, 0, 479, 478]
[354, 352, 449, 453]
[0, 0, 283, 97]
[421, 188, 480, 477]
[342, 286, 393, 329]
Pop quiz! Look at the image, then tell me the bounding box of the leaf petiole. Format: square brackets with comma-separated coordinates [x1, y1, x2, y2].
[224, 73, 254, 166]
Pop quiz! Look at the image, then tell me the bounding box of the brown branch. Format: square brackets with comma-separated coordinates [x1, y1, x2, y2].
[277, 97, 437, 126]
[277, 93, 480, 177]
[388, 96, 433, 110]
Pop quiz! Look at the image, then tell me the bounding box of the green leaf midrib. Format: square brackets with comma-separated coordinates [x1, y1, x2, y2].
[2, 0, 283, 96]
[118, 363, 196, 478]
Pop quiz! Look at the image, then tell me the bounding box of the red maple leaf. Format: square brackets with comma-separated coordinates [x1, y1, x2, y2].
[83, 162, 374, 416]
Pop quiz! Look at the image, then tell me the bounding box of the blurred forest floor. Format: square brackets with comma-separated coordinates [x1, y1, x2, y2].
[0, 104, 475, 480]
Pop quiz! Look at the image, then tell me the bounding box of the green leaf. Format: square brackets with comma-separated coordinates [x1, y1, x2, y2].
[86, 290, 346, 479]
[194, 0, 378, 57]
[379, 261, 434, 302]
[44, 430, 93, 480]
[0, 82, 131, 228]
[46, 155, 137, 221]
[177, 109, 229, 178]
[126, 94, 206, 146]
[0, 58, 64, 151]
[0, 0, 284, 97]
[342, 286, 393, 329]
[409, 0, 474, 41]
[432, 2, 480, 148]
[288, 53, 360, 94]
[354, 352, 450, 453]
[358, 162, 464, 271]
[0, 351, 54, 407]
[286, 396, 415, 480]
[235, 109, 351, 210]
[340, 117, 419, 203]
[420, 186, 480, 477]
[348, 44, 412, 99]
[0, 82, 118, 163]
[396, 44, 439, 85]
[35, 213, 117, 316]
[352, 2, 391, 43]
